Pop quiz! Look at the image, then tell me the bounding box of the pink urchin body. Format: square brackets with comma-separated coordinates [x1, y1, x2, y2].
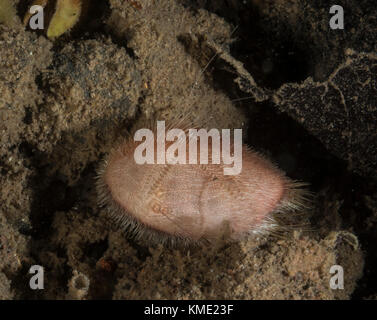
[97, 123, 310, 243]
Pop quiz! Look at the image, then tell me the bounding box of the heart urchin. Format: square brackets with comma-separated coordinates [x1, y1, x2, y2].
[96, 120, 312, 245]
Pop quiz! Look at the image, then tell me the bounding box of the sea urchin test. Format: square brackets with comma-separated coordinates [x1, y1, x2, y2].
[97, 120, 309, 243]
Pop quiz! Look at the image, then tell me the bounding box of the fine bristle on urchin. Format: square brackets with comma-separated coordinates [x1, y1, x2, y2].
[266, 180, 315, 238]
[238, 148, 315, 239]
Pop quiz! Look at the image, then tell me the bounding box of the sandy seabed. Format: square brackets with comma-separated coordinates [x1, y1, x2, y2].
[0, 0, 376, 299]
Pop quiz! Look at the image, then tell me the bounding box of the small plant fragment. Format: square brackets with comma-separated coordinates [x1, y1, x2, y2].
[23, 0, 82, 39]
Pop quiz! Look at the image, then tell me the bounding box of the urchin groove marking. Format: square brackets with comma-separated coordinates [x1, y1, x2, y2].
[149, 198, 196, 238]
[143, 165, 196, 236]
[148, 165, 171, 197]
[198, 163, 242, 198]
